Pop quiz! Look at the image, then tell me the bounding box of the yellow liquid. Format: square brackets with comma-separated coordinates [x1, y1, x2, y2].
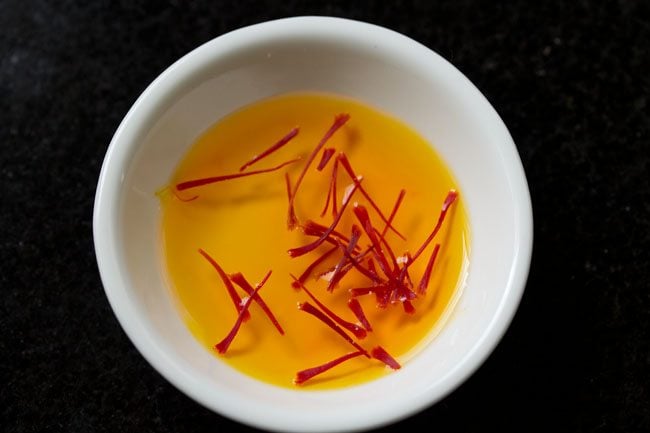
[160, 93, 469, 390]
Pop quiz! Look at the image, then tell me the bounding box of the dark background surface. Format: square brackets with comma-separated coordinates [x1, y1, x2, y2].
[2, 1, 649, 432]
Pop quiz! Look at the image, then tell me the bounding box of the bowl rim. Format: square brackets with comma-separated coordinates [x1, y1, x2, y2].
[93, 15, 533, 432]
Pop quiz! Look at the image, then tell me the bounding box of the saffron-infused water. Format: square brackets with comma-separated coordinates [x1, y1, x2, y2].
[159, 93, 469, 389]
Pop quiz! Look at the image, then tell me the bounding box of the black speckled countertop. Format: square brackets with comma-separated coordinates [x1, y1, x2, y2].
[2, 1, 649, 432]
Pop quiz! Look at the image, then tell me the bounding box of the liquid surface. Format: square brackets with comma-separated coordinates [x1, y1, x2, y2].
[160, 93, 469, 389]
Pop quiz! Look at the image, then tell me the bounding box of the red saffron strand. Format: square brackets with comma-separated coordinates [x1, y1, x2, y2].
[239, 127, 300, 172]
[353, 204, 394, 279]
[407, 190, 458, 266]
[347, 298, 372, 332]
[326, 243, 373, 279]
[367, 257, 378, 276]
[371, 346, 401, 370]
[321, 259, 354, 291]
[403, 252, 415, 287]
[302, 221, 362, 257]
[374, 227, 400, 275]
[349, 284, 391, 308]
[320, 168, 334, 217]
[255, 269, 273, 288]
[171, 187, 199, 202]
[292, 245, 338, 289]
[298, 302, 369, 357]
[418, 243, 441, 295]
[326, 225, 362, 292]
[339, 246, 383, 284]
[215, 279, 265, 354]
[176, 157, 301, 191]
[301, 220, 357, 250]
[288, 181, 360, 258]
[294, 350, 365, 385]
[284, 172, 292, 201]
[197, 249, 250, 322]
[317, 147, 336, 171]
[380, 189, 406, 238]
[395, 282, 417, 301]
[331, 159, 339, 218]
[337, 153, 405, 240]
[287, 114, 350, 229]
[402, 300, 416, 314]
[229, 272, 284, 335]
[376, 285, 392, 308]
[349, 287, 375, 297]
[320, 157, 339, 218]
[291, 275, 366, 339]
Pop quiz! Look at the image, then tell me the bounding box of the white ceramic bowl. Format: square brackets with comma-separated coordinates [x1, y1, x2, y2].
[94, 16, 532, 433]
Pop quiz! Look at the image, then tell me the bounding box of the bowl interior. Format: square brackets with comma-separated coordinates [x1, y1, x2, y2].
[95, 17, 532, 433]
